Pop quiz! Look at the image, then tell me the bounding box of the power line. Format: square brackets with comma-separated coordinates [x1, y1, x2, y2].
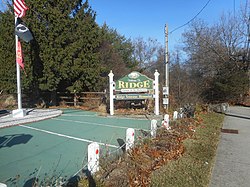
[169, 0, 212, 34]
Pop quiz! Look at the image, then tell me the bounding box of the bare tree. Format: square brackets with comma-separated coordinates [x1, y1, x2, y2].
[182, 9, 249, 103]
[170, 51, 201, 107]
[132, 37, 162, 73]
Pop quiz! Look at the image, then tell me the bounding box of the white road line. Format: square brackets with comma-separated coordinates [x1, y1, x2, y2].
[62, 114, 97, 117]
[20, 125, 119, 148]
[62, 113, 149, 121]
[52, 118, 148, 131]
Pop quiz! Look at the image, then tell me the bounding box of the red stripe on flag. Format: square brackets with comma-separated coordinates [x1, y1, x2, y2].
[16, 40, 24, 69]
[14, 0, 28, 18]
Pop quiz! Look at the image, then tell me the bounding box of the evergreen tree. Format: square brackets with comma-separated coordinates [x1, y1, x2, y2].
[62, 1, 103, 92]
[25, 0, 104, 97]
[0, 11, 16, 94]
[0, 0, 135, 103]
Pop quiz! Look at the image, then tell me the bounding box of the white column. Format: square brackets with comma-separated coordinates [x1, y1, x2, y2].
[173, 111, 178, 120]
[151, 119, 158, 138]
[88, 142, 99, 174]
[0, 183, 7, 187]
[108, 70, 114, 116]
[126, 128, 135, 151]
[154, 70, 160, 115]
[162, 114, 170, 129]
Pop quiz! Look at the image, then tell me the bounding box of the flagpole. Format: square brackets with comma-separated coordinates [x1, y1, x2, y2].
[13, 16, 25, 117]
[15, 17, 22, 110]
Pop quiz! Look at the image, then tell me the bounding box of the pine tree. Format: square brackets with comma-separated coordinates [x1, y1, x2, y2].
[22, 0, 104, 102]
[0, 11, 16, 94]
[0, 0, 135, 103]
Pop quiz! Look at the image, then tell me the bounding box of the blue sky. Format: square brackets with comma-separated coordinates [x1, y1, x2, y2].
[89, 0, 245, 50]
[0, 0, 245, 50]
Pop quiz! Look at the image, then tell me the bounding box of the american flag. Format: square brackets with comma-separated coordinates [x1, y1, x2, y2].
[14, 0, 28, 18]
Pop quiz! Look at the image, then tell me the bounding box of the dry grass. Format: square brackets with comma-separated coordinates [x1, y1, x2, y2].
[150, 113, 224, 187]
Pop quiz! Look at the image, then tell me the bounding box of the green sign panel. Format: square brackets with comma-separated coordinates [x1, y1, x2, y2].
[115, 71, 153, 92]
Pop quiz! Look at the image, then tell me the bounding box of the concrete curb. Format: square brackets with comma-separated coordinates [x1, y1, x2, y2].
[0, 109, 62, 129]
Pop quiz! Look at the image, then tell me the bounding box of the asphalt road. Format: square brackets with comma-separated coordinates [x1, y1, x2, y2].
[209, 106, 250, 187]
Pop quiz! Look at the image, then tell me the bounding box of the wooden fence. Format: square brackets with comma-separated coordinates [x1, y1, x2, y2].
[0, 92, 107, 109]
[57, 91, 107, 107]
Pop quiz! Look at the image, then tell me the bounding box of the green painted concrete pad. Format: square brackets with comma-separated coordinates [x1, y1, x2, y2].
[0, 109, 155, 186]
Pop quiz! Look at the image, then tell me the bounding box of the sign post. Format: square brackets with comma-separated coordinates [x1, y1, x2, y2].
[108, 71, 114, 116]
[154, 70, 160, 115]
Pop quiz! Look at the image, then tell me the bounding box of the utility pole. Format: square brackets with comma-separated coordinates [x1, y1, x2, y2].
[163, 24, 169, 111]
[246, 14, 250, 98]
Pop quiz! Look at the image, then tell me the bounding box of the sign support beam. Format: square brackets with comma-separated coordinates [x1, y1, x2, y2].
[154, 70, 160, 115]
[108, 71, 114, 116]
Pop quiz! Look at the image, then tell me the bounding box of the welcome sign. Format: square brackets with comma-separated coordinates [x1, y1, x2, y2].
[108, 70, 160, 115]
[115, 71, 154, 93]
